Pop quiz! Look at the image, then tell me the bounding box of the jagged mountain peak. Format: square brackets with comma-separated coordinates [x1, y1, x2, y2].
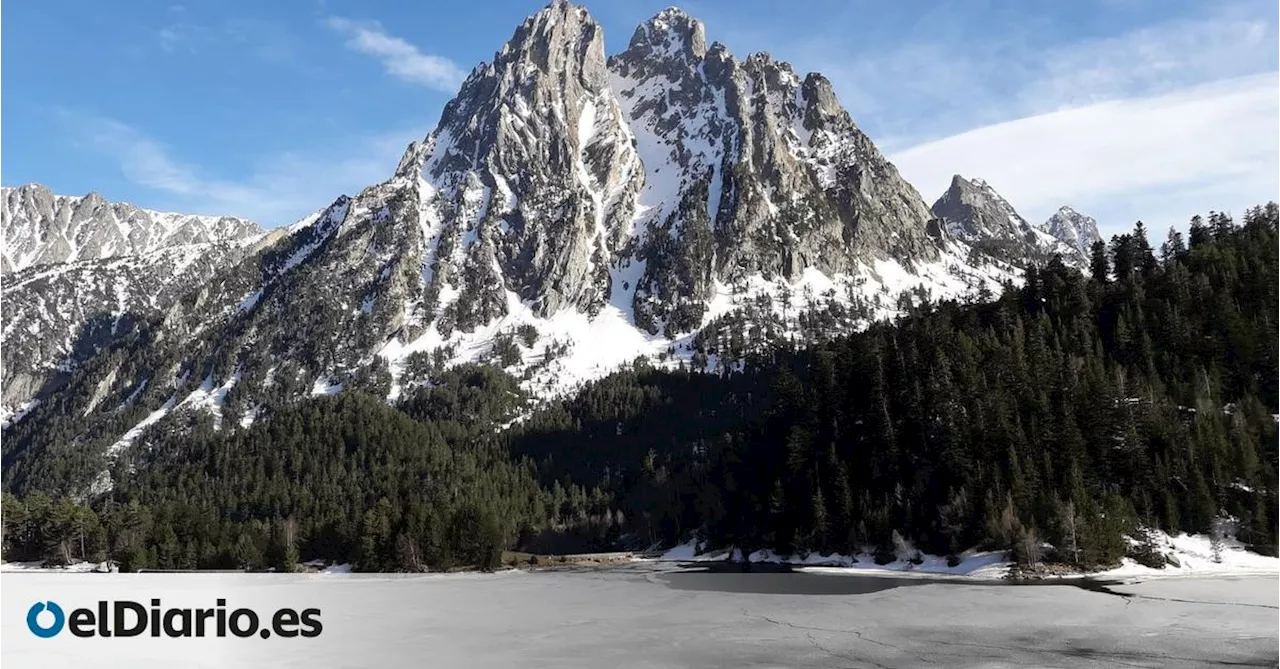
[936, 175, 1024, 222]
[401, 1, 970, 334]
[508, 0, 602, 54]
[649, 6, 697, 22]
[932, 176, 1054, 265]
[800, 72, 843, 115]
[945, 174, 999, 197]
[390, 0, 644, 326]
[3, 4, 1030, 488]
[1044, 205, 1102, 258]
[9, 182, 49, 192]
[629, 7, 707, 60]
[484, 1, 608, 101]
[742, 50, 786, 68]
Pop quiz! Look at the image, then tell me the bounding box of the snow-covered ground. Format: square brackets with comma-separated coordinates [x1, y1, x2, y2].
[105, 394, 176, 456]
[3, 568, 1274, 668]
[302, 560, 354, 574]
[1099, 531, 1280, 579]
[654, 529, 1280, 581]
[0, 399, 41, 429]
[0, 560, 115, 573]
[372, 249, 1014, 406]
[656, 539, 1012, 578]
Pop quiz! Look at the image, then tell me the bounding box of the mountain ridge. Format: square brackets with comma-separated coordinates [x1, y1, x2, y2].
[4, 2, 1088, 497]
[1, 183, 262, 274]
[1, 185, 273, 423]
[929, 174, 1099, 268]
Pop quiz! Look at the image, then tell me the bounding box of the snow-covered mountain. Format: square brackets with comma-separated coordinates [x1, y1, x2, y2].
[5, 2, 1064, 496]
[1043, 205, 1103, 260]
[930, 175, 1070, 266]
[1, 184, 261, 273]
[929, 175, 1100, 267]
[1, 237, 276, 421]
[0, 186, 271, 423]
[388, 3, 963, 340]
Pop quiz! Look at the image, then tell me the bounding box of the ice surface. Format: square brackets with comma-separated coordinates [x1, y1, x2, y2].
[1, 569, 1273, 668]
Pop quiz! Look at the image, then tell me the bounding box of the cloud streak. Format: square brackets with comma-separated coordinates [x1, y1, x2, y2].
[326, 17, 466, 92]
[787, 1, 1277, 150]
[1017, 10, 1276, 113]
[154, 19, 305, 67]
[890, 73, 1279, 234]
[756, 0, 1278, 233]
[61, 111, 424, 226]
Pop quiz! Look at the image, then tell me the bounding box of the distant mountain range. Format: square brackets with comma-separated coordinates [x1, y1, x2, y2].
[2, 184, 261, 274]
[929, 175, 1100, 268]
[2, 1, 1100, 497]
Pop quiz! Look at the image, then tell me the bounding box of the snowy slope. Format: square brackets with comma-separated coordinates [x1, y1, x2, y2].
[1, 234, 269, 416]
[1, 184, 261, 273]
[7, 4, 1031, 493]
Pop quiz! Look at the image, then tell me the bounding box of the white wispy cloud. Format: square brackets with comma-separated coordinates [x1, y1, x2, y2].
[61, 111, 424, 226]
[800, 3, 1278, 149]
[326, 17, 466, 92]
[768, 0, 1278, 234]
[156, 23, 204, 54]
[1015, 10, 1276, 114]
[890, 73, 1279, 234]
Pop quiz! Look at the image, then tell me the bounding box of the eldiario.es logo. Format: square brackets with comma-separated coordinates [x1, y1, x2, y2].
[26, 599, 322, 639]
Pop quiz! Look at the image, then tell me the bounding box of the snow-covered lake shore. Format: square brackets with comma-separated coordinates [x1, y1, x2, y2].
[648, 528, 1280, 582]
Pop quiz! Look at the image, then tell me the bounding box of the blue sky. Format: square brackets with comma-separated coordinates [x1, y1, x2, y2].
[3, 0, 1277, 235]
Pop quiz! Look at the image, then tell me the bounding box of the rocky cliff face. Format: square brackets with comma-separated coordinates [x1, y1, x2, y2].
[1043, 206, 1103, 260]
[606, 9, 941, 333]
[4, 2, 1037, 496]
[1, 185, 266, 418]
[930, 175, 1088, 267]
[395, 1, 643, 329]
[1, 184, 261, 273]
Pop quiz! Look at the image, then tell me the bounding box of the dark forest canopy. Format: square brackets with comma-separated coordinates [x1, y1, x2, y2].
[509, 205, 1279, 564]
[3, 204, 1277, 571]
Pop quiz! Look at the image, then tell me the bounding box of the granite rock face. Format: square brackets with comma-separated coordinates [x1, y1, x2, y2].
[930, 175, 1086, 268]
[393, 5, 945, 336]
[5, 3, 1073, 494]
[1, 239, 267, 410]
[1043, 206, 1103, 261]
[1, 184, 260, 273]
[605, 9, 940, 332]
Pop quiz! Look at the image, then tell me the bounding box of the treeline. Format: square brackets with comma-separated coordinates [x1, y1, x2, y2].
[510, 205, 1279, 564]
[2, 367, 618, 571]
[3, 204, 1276, 571]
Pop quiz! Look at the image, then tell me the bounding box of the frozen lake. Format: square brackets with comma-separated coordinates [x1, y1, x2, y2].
[3, 564, 1276, 668]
